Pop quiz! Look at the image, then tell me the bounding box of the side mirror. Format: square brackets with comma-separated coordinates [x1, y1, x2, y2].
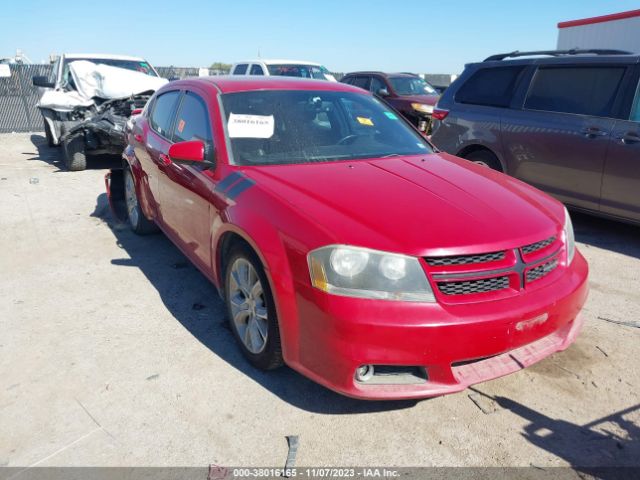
[377, 88, 390, 97]
[168, 140, 215, 168]
[33, 76, 54, 88]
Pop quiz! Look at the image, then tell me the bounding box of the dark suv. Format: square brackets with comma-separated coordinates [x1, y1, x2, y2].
[430, 49, 640, 224]
[341, 72, 440, 133]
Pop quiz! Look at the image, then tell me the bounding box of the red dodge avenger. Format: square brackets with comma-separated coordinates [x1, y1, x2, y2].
[107, 76, 588, 400]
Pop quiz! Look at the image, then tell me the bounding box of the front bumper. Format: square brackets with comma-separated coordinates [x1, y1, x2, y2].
[289, 251, 588, 400]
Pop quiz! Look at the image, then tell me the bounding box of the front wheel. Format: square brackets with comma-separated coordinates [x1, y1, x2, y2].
[124, 168, 158, 234]
[62, 135, 87, 171]
[225, 245, 283, 370]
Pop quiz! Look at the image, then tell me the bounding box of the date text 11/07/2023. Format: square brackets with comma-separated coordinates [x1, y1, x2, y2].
[229, 468, 401, 478]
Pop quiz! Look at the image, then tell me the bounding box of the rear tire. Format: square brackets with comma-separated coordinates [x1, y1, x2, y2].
[465, 149, 502, 171]
[224, 244, 283, 371]
[62, 135, 87, 171]
[124, 168, 158, 235]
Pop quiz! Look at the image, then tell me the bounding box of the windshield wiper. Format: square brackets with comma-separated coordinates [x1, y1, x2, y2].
[380, 153, 400, 158]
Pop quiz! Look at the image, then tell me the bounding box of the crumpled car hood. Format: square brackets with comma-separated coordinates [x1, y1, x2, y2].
[243, 153, 564, 256]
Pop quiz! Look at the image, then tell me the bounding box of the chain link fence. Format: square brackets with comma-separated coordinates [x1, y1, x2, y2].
[0, 64, 211, 133]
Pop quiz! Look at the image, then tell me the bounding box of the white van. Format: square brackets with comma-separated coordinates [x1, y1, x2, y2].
[230, 59, 337, 81]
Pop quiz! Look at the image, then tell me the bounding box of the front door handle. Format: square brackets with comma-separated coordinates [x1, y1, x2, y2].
[615, 132, 640, 144]
[159, 153, 172, 166]
[580, 127, 609, 138]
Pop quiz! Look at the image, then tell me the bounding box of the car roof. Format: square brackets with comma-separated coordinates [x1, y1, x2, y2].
[343, 71, 419, 78]
[471, 53, 640, 68]
[63, 53, 147, 61]
[233, 59, 323, 66]
[166, 76, 365, 94]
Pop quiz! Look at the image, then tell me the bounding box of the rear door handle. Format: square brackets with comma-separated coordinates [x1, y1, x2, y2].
[615, 132, 640, 144]
[580, 127, 609, 138]
[134, 133, 143, 142]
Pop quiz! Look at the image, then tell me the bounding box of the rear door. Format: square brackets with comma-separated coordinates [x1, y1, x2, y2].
[158, 88, 218, 272]
[601, 70, 640, 222]
[140, 89, 181, 217]
[501, 64, 627, 211]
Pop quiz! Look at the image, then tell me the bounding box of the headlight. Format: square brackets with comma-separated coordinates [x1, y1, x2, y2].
[411, 103, 434, 114]
[308, 245, 435, 302]
[563, 207, 575, 264]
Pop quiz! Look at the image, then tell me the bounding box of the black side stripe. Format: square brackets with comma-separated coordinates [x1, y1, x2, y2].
[226, 178, 256, 200]
[214, 172, 243, 194]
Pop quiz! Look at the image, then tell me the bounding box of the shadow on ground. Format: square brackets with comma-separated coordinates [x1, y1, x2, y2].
[572, 211, 640, 260]
[92, 192, 417, 414]
[25, 134, 120, 172]
[470, 388, 640, 476]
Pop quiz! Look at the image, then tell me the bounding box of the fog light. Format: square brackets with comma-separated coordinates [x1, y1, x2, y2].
[355, 364, 374, 382]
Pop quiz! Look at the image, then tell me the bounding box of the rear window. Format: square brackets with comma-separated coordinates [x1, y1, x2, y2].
[233, 64, 248, 75]
[524, 66, 626, 117]
[250, 64, 264, 75]
[455, 66, 525, 107]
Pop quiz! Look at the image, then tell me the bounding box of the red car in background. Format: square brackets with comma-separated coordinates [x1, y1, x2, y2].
[106, 76, 588, 400]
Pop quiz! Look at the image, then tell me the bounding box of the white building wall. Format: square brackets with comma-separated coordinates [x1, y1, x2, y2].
[557, 16, 640, 53]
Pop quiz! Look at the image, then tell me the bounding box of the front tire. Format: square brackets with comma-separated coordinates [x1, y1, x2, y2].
[224, 245, 283, 370]
[62, 135, 87, 171]
[124, 168, 158, 235]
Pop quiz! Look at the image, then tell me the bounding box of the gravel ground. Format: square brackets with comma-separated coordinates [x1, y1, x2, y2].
[1, 133, 638, 474]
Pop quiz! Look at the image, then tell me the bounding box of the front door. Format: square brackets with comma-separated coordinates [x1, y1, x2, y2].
[158, 89, 218, 273]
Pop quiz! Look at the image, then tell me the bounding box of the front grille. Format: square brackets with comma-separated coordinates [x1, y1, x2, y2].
[426, 251, 505, 266]
[526, 258, 558, 283]
[522, 236, 556, 255]
[437, 276, 509, 296]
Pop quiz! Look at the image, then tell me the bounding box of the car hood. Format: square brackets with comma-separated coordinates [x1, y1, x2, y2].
[242, 153, 564, 256]
[394, 94, 439, 106]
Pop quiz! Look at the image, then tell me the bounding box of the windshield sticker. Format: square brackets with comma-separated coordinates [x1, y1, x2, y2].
[416, 143, 427, 149]
[356, 116, 374, 126]
[228, 113, 275, 138]
[384, 111, 398, 120]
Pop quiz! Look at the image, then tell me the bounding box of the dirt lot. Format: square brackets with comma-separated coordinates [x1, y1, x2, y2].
[1, 133, 639, 472]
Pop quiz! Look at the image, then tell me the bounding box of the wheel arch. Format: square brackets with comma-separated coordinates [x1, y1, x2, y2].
[121, 147, 156, 221]
[213, 222, 300, 365]
[456, 144, 506, 172]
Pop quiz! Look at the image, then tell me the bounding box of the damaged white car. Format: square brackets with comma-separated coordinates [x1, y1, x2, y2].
[33, 54, 167, 170]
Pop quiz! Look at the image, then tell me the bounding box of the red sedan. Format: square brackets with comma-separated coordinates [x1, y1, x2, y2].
[106, 76, 588, 400]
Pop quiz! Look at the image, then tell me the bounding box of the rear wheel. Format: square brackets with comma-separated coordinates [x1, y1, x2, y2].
[124, 168, 158, 234]
[465, 149, 502, 171]
[62, 135, 86, 171]
[224, 245, 283, 370]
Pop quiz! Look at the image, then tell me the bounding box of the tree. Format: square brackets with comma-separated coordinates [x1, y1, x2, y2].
[210, 62, 232, 74]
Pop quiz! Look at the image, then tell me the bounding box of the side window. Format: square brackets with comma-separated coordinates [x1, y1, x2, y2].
[630, 81, 640, 122]
[233, 64, 248, 75]
[250, 64, 264, 75]
[150, 90, 180, 138]
[524, 66, 626, 117]
[351, 76, 371, 90]
[455, 66, 525, 108]
[370, 77, 386, 94]
[173, 91, 212, 144]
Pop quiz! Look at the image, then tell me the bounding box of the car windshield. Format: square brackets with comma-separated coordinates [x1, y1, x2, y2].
[65, 58, 157, 77]
[267, 64, 331, 80]
[388, 76, 437, 96]
[221, 90, 433, 166]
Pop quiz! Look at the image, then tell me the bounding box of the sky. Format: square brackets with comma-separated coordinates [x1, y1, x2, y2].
[2, 0, 640, 74]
